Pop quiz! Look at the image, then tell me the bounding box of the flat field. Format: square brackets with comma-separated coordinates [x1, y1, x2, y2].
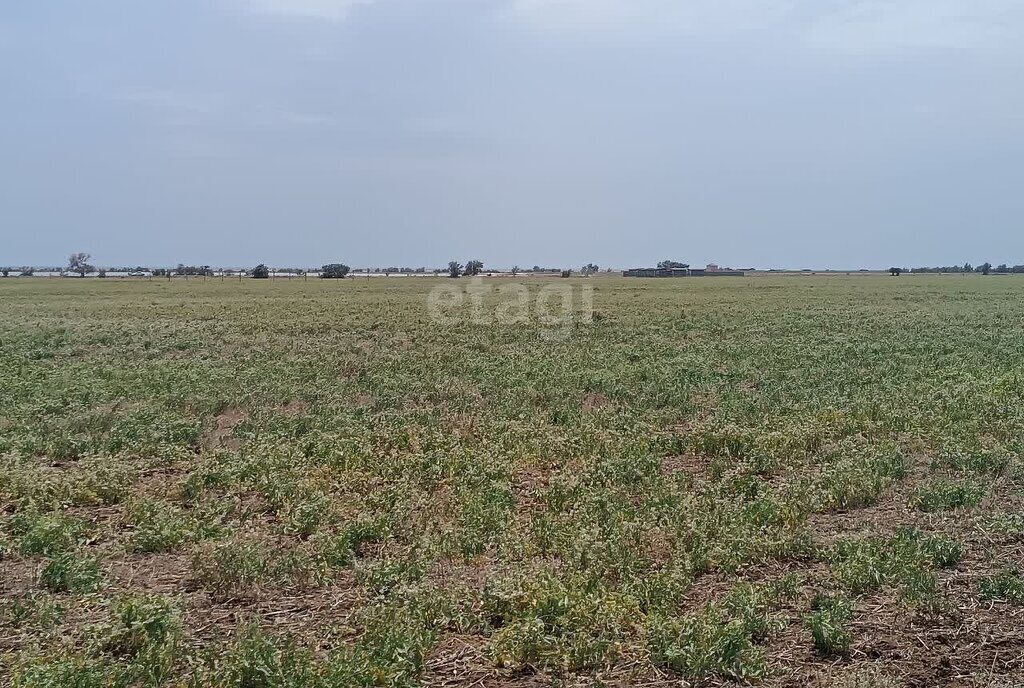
[1, 275, 1022, 687]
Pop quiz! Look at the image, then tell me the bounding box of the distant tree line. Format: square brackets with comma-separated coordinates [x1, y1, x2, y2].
[175, 264, 215, 276]
[96, 265, 151, 272]
[12, 254, 1024, 280]
[352, 266, 429, 274]
[907, 262, 1023, 274]
[6, 256, 601, 278]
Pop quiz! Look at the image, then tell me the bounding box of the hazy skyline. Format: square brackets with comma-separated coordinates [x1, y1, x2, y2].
[2, 1, 1023, 269]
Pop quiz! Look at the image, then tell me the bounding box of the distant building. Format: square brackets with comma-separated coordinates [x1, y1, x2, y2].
[622, 265, 744, 278]
[621, 267, 684, 277]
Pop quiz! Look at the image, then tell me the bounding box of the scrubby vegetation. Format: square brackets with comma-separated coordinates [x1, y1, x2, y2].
[807, 593, 854, 657]
[1, 275, 1022, 685]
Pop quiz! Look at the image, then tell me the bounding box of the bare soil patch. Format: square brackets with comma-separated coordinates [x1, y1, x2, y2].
[203, 407, 248, 451]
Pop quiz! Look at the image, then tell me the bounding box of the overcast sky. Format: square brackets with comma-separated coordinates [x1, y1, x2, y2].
[2, 1, 1023, 269]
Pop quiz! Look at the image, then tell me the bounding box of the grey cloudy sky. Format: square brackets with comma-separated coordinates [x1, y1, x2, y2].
[2, 0, 1023, 269]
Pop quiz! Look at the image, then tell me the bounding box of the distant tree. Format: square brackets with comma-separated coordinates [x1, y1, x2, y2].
[978, 262, 992, 275]
[996, 264, 1009, 273]
[531, 265, 541, 272]
[464, 260, 484, 276]
[889, 267, 902, 276]
[174, 264, 214, 276]
[1, 269, 8, 278]
[581, 263, 599, 275]
[251, 264, 270, 279]
[321, 263, 351, 279]
[963, 263, 973, 273]
[68, 252, 94, 277]
[448, 261, 463, 278]
[97, 269, 107, 278]
[511, 265, 520, 276]
[657, 260, 689, 270]
[19, 269, 33, 277]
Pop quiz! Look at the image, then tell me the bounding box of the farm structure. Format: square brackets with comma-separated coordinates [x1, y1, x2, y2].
[623, 264, 745, 277]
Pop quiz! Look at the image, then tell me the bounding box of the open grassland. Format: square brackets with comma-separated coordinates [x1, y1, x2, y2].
[1, 275, 1023, 687]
